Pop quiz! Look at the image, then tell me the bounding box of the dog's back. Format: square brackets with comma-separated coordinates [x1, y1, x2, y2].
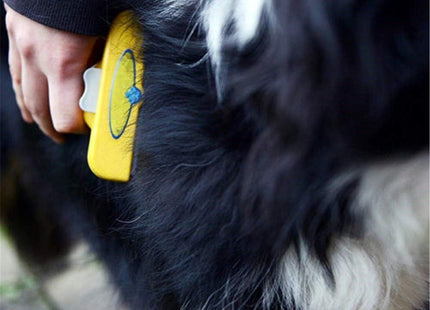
[1, 1, 428, 309]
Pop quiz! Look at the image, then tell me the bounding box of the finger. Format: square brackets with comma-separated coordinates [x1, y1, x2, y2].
[6, 23, 33, 122]
[48, 74, 87, 134]
[21, 60, 64, 143]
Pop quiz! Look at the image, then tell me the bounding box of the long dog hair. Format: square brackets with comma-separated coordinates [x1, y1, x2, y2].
[1, 0, 428, 309]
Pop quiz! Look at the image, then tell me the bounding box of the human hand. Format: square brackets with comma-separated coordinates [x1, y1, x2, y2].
[4, 4, 98, 143]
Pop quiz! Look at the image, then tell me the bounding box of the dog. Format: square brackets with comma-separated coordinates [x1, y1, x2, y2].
[1, 0, 428, 309]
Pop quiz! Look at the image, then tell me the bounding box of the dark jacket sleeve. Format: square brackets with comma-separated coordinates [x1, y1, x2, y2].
[3, 0, 119, 36]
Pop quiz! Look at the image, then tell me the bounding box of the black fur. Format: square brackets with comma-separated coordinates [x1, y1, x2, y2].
[1, 0, 428, 309]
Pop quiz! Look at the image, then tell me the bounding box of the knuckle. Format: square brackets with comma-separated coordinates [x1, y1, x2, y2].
[26, 104, 47, 119]
[5, 17, 13, 34]
[11, 75, 22, 86]
[4, 10, 16, 31]
[56, 62, 80, 79]
[50, 55, 83, 79]
[8, 61, 21, 83]
[18, 41, 34, 59]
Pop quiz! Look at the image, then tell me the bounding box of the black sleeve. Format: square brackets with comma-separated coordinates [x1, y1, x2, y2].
[3, 0, 121, 36]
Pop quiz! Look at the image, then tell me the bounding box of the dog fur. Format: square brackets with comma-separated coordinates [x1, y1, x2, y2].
[1, 0, 428, 309]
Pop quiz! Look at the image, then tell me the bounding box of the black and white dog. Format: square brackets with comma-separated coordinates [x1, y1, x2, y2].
[1, 0, 428, 309]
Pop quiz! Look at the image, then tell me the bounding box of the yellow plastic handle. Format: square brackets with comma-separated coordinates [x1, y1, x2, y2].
[84, 11, 144, 182]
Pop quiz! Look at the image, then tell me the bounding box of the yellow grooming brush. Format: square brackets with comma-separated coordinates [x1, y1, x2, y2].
[79, 11, 144, 182]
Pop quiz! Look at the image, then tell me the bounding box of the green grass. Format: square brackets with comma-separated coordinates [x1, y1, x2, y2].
[0, 276, 38, 301]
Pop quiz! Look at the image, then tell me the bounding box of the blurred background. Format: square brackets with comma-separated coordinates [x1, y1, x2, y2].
[0, 6, 122, 310]
[0, 237, 121, 310]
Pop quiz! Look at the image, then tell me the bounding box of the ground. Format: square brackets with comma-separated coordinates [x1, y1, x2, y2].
[0, 231, 125, 310]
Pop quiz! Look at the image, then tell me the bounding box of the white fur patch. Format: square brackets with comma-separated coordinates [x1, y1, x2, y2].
[202, 0, 233, 69]
[269, 153, 429, 310]
[232, 0, 269, 46]
[202, 0, 269, 62]
[201, 0, 271, 96]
